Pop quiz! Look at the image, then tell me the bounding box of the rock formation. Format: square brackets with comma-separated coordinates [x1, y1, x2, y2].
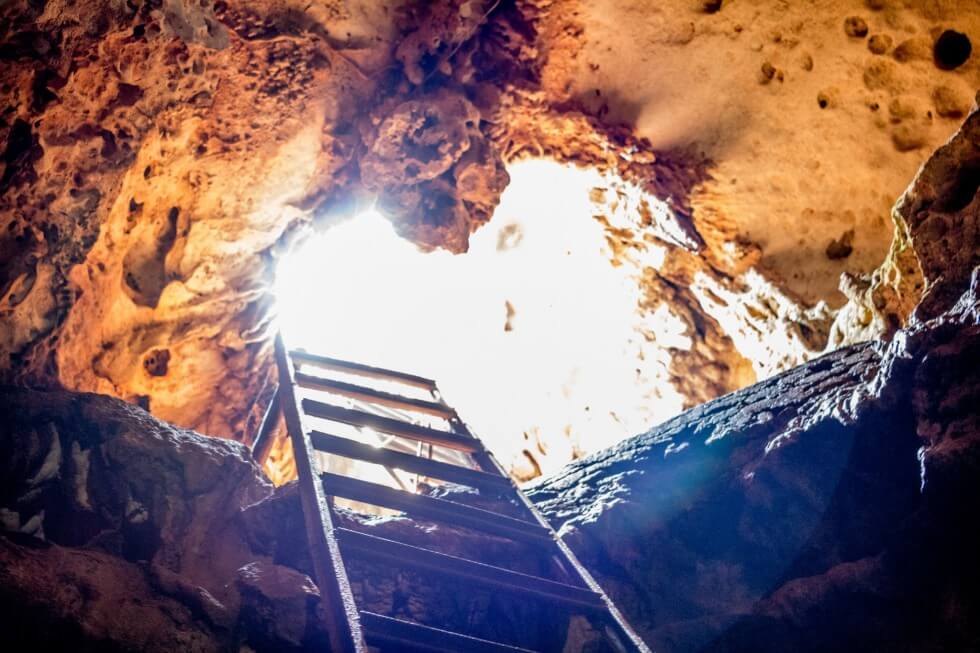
[3, 1, 978, 478]
[3, 97, 980, 649]
[529, 101, 980, 651]
[0, 385, 599, 650]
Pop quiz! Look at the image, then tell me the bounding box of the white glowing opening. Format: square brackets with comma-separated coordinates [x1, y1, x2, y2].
[276, 159, 687, 480]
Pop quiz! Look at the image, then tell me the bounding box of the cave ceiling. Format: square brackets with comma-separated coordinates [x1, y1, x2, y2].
[1, 0, 978, 477]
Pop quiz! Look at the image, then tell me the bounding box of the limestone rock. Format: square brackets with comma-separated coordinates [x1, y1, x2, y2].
[0, 385, 336, 651]
[526, 108, 980, 642]
[2, 0, 980, 482]
[529, 270, 980, 651]
[0, 535, 228, 652]
[899, 100, 980, 322]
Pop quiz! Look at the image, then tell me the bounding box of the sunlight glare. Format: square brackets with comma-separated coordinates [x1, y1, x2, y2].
[275, 159, 688, 480]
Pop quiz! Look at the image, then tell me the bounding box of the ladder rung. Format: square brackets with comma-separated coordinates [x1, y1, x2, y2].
[297, 373, 454, 418]
[359, 611, 537, 653]
[322, 473, 551, 544]
[290, 350, 437, 390]
[302, 399, 480, 453]
[310, 431, 511, 493]
[335, 528, 605, 612]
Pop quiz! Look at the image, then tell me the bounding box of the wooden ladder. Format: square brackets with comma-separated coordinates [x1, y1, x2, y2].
[260, 334, 651, 653]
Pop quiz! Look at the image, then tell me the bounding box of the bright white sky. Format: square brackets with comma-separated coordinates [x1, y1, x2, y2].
[276, 159, 687, 479]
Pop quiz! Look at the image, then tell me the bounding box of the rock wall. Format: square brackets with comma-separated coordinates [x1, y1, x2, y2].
[0, 0, 386, 439]
[2, 272, 979, 651]
[528, 103, 980, 651]
[0, 384, 330, 651]
[2, 101, 978, 645]
[3, 1, 978, 479]
[529, 269, 980, 651]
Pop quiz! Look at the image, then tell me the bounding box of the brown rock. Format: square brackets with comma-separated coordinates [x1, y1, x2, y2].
[0, 536, 227, 652]
[867, 33, 893, 54]
[844, 16, 869, 38]
[894, 37, 933, 62]
[825, 229, 855, 259]
[896, 107, 980, 320]
[933, 84, 973, 118]
[699, 0, 724, 13]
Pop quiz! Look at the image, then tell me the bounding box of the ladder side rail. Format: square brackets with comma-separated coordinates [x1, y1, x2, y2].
[276, 335, 368, 653]
[250, 385, 281, 466]
[446, 407, 652, 653]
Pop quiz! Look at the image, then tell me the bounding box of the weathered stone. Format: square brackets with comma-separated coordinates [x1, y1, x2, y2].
[528, 110, 980, 641]
[0, 385, 335, 651]
[3, 1, 977, 482]
[0, 534, 227, 652]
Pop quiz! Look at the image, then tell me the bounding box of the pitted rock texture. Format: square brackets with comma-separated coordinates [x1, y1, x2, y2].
[3, 272, 980, 651]
[2, 0, 980, 480]
[829, 97, 980, 348]
[0, 385, 605, 652]
[529, 270, 980, 652]
[0, 384, 338, 651]
[360, 86, 510, 252]
[899, 102, 980, 323]
[0, 0, 384, 440]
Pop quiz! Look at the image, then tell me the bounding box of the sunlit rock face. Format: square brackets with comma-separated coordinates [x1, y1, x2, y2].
[2, 273, 979, 651]
[529, 273, 980, 651]
[0, 0, 393, 439]
[2, 0, 979, 477]
[530, 108, 980, 651]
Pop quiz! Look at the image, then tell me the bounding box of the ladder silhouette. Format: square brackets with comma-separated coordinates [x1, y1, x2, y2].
[261, 335, 650, 652]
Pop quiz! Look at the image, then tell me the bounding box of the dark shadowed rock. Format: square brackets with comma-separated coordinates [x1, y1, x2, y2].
[2, 273, 980, 651]
[0, 533, 226, 652]
[898, 103, 980, 322]
[0, 387, 336, 651]
[529, 274, 980, 652]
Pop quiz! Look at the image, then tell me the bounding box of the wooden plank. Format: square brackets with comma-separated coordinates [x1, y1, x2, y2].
[359, 611, 537, 653]
[296, 373, 454, 418]
[335, 528, 606, 612]
[310, 431, 511, 493]
[289, 350, 437, 390]
[321, 472, 551, 544]
[302, 399, 480, 453]
[275, 336, 367, 653]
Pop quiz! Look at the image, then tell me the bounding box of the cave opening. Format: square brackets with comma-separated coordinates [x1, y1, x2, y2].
[273, 158, 688, 483]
